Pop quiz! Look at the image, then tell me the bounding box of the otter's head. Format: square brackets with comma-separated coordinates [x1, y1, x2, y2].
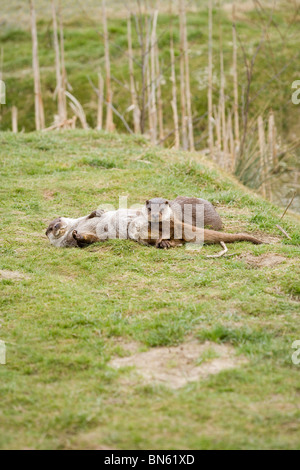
[143, 198, 173, 223]
[46, 217, 70, 244]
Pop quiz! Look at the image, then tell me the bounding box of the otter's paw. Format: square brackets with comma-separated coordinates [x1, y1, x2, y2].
[156, 240, 173, 249]
[72, 230, 78, 239]
[72, 230, 86, 248]
[87, 209, 105, 219]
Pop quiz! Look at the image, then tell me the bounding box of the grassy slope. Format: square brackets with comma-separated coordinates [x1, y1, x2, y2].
[0, 130, 299, 450]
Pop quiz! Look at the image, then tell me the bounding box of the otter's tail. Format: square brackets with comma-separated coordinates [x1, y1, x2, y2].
[203, 229, 263, 245]
[174, 218, 263, 245]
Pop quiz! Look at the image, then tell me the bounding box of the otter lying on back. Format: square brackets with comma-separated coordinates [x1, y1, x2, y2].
[45, 209, 105, 248]
[46, 208, 140, 248]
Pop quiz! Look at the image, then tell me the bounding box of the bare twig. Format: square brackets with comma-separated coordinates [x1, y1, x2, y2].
[128, 12, 141, 133]
[30, 0, 45, 130]
[276, 225, 292, 240]
[156, 46, 164, 142]
[208, 0, 214, 158]
[228, 111, 235, 171]
[42, 116, 77, 132]
[149, 9, 159, 144]
[65, 91, 88, 129]
[58, 0, 68, 120]
[97, 70, 104, 131]
[170, 29, 180, 150]
[232, 4, 240, 156]
[102, 0, 114, 132]
[219, 3, 227, 163]
[280, 190, 297, 220]
[52, 0, 65, 122]
[181, 0, 194, 151]
[12, 106, 18, 133]
[179, 0, 188, 150]
[206, 242, 228, 258]
[257, 115, 267, 198]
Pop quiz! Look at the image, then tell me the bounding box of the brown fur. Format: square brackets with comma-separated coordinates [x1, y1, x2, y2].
[170, 196, 223, 230]
[144, 196, 223, 230]
[142, 200, 263, 248]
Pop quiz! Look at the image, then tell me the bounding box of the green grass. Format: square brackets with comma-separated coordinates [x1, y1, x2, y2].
[0, 130, 299, 450]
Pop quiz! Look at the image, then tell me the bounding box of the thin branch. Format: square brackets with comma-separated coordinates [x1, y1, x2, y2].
[276, 225, 292, 240]
[280, 190, 297, 220]
[206, 242, 228, 259]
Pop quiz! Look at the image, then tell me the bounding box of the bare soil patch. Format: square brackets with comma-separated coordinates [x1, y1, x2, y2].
[112, 337, 142, 355]
[253, 232, 282, 244]
[110, 340, 247, 389]
[241, 254, 287, 268]
[0, 270, 30, 280]
[43, 190, 55, 201]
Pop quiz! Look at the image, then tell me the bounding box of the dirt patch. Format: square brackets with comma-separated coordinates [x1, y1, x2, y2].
[67, 431, 118, 451]
[43, 190, 55, 201]
[241, 254, 287, 268]
[112, 337, 142, 355]
[110, 340, 246, 389]
[254, 232, 282, 244]
[0, 270, 30, 280]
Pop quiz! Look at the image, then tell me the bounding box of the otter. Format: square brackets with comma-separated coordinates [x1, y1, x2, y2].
[45, 209, 105, 248]
[137, 198, 263, 248]
[46, 208, 141, 248]
[46, 196, 221, 248]
[143, 196, 223, 230]
[46, 198, 263, 250]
